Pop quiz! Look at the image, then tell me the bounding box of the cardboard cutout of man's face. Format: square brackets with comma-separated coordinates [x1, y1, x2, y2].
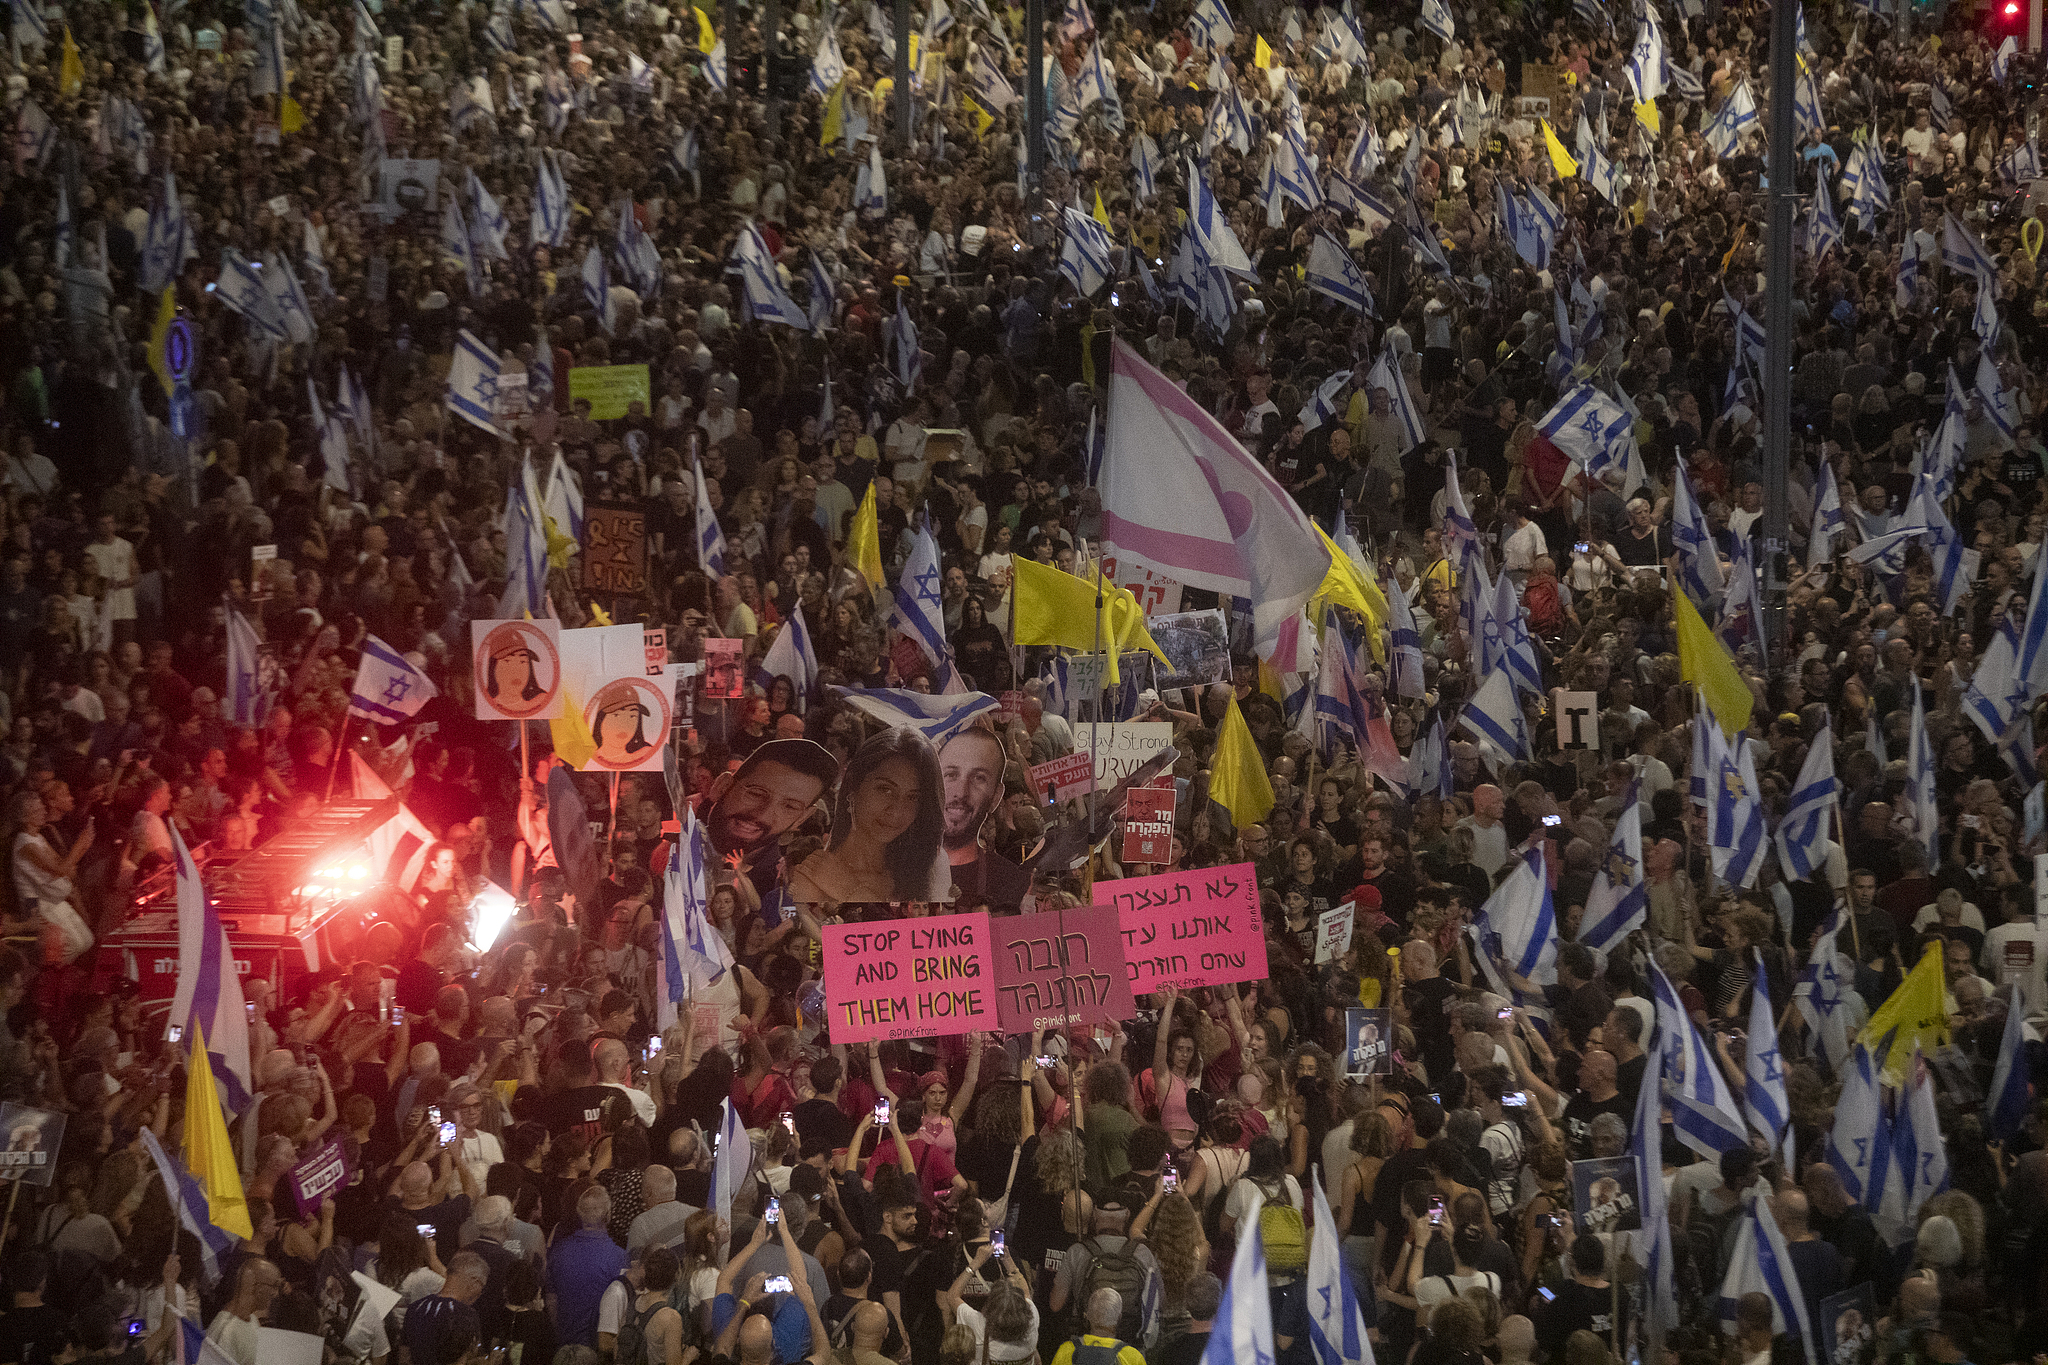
[706, 740, 839, 859]
[937, 728, 1005, 853]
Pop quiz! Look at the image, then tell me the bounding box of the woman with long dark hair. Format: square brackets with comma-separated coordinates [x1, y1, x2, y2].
[790, 726, 950, 903]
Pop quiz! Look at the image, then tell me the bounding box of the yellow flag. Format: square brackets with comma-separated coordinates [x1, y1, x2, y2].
[1210, 696, 1275, 829]
[550, 684, 599, 769]
[1671, 583, 1753, 736]
[1634, 99, 1660, 134]
[147, 287, 175, 397]
[1010, 557, 1169, 683]
[1093, 188, 1111, 228]
[694, 7, 717, 51]
[1860, 944, 1952, 1082]
[59, 25, 83, 98]
[908, 32, 920, 67]
[185, 1024, 254, 1240]
[1254, 34, 1273, 66]
[846, 483, 884, 590]
[280, 92, 304, 133]
[962, 93, 995, 137]
[1309, 525, 1389, 662]
[1540, 119, 1578, 177]
[821, 79, 847, 146]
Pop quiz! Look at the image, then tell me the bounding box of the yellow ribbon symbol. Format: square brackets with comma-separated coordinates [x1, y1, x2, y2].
[2024, 217, 2044, 262]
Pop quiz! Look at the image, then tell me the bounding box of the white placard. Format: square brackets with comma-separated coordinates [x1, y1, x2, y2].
[1068, 722, 1174, 787]
[1315, 903, 1355, 964]
[1552, 689, 1600, 751]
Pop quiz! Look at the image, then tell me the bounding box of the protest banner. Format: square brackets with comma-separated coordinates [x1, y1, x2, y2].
[644, 628, 668, 676]
[1121, 783, 1176, 862]
[991, 909, 1135, 1032]
[1341, 1008, 1391, 1076]
[582, 502, 648, 595]
[1100, 862, 1267, 991]
[1316, 903, 1355, 964]
[1102, 556, 1183, 616]
[822, 911, 1000, 1042]
[285, 1134, 355, 1217]
[1071, 722, 1173, 787]
[567, 364, 651, 420]
[0, 1104, 65, 1185]
[1031, 753, 1095, 804]
[471, 618, 563, 721]
[1569, 1156, 1641, 1232]
[1822, 1285, 1877, 1365]
[1552, 690, 1599, 750]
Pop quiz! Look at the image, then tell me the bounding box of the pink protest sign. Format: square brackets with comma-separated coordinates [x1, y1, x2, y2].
[991, 909, 1135, 1033]
[822, 911, 1000, 1043]
[1102, 862, 1267, 991]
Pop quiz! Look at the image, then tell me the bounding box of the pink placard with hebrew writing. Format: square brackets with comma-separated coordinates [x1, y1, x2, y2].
[991, 909, 1135, 1033]
[1103, 862, 1268, 992]
[822, 911, 1000, 1043]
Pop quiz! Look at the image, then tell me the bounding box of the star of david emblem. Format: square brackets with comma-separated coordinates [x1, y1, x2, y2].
[1756, 1047, 1783, 1082]
[382, 675, 413, 705]
[475, 374, 499, 404]
[1604, 841, 1637, 885]
[1579, 410, 1606, 436]
[914, 564, 943, 606]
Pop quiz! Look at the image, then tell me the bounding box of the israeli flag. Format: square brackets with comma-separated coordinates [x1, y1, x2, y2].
[1326, 171, 1396, 231]
[15, 98, 53, 169]
[712, 1098, 750, 1227]
[662, 806, 734, 998]
[1727, 290, 1768, 365]
[469, 172, 510, 260]
[857, 141, 889, 215]
[1345, 118, 1383, 179]
[1717, 1193, 1818, 1365]
[1131, 131, 1161, 200]
[1742, 951, 1793, 1170]
[217, 249, 288, 341]
[1941, 210, 1999, 285]
[1579, 788, 1648, 955]
[1365, 348, 1426, 454]
[704, 39, 728, 91]
[1792, 63, 1824, 140]
[1625, 11, 1666, 101]
[1718, 527, 1764, 653]
[693, 455, 726, 578]
[168, 822, 253, 1113]
[582, 246, 615, 334]
[1652, 956, 1751, 1157]
[1826, 1039, 1889, 1202]
[1314, 611, 1370, 760]
[1298, 370, 1352, 434]
[1808, 459, 1845, 567]
[889, 520, 958, 682]
[1987, 991, 2034, 1142]
[1874, 1050, 1949, 1247]
[812, 25, 849, 93]
[532, 152, 570, 247]
[250, 18, 285, 95]
[261, 252, 314, 346]
[1059, 205, 1116, 297]
[1671, 460, 1726, 612]
[1903, 674, 1940, 871]
[225, 601, 267, 730]
[1629, 993, 1676, 1358]
[442, 196, 482, 297]
[141, 1130, 238, 1285]
[445, 329, 504, 437]
[1384, 571, 1425, 699]
[732, 226, 810, 330]
[1188, 0, 1233, 46]
[1491, 574, 1544, 699]
[482, 13, 515, 53]
[1307, 1173, 1375, 1365]
[347, 633, 439, 724]
[830, 686, 1000, 743]
[302, 217, 332, 297]
[756, 601, 819, 707]
[1536, 382, 1632, 474]
[1305, 234, 1373, 315]
[1471, 847, 1558, 1008]
[1807, 172, 1842, 259]
[1964, 616, 2030, 761]
[1995, 33, 2018, 82]
[1202, 1194, 1275, 1365]
[1461, 667, 1529, 765]
[1975, 288, 2004, 349]
[1419, 0, 1454, 42]
[1707, 720, 1768, 891]
[1794, 908, 1858, 1080]
[1776, 724, 1836, 881]
[1410, 714, 1454, 799]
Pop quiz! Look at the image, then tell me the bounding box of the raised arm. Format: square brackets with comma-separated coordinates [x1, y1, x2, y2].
[948, 1032, 983, 1127]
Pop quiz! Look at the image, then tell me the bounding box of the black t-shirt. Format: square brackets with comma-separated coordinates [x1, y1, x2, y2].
[545, 1085, 616, 1139]
[795, 1098, 853, 1154]
[1560, 1093, 1634, 1158]
[395, 958, 446, 1016]
[869, 1236, 913, 1303]
[823, 1295, 904, 1358]
[1150, 1328, 1210, 1365]
[0, 1304, 69, 1365]
[953, 1133, 1023, 1204]
[1406, 975, 1459, 1083]
[1535, 1279, 1626, 1364]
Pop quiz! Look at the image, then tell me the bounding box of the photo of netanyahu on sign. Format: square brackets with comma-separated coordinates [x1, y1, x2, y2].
[792, 727, 955, 907]
[1345, 1008, 1391, 1077]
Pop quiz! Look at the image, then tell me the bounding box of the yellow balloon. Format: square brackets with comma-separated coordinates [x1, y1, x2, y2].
[2025, 216, 2044, 262]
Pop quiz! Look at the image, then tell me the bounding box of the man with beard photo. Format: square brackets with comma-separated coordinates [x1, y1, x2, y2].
[936, 726, 1031, 912]
[700, 738, 843, 902]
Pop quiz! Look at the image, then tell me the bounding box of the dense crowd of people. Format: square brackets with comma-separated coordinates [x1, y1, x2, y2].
[0, 4, 2043, 1365]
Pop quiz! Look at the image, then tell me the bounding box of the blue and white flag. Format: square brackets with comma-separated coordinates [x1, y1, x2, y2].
[468, 172, 509, 261]
[732, 225, 810, 330]
[1793, 907, 1857, 1079]
[2020, 522, 2048, 698]
[1978, 351, 2019, 442]
[1366, 348, 1425, 454]
[1808, 460, 1845, 568]
[1717, 1193, 1818, 1365]
[1057, 0, 1093, 41]
[261, 252, 314, 346]
[217, 249, 287, 341]
[806, 251, 837, 333]
[1307, 1172, 1375, 1365]
[1776, 723, 1836, 880]
[757, 601, 819, 707]
[445, 329, 504, 437]
[1707, 720, 1768, 890]
[1987, 991, 2034, 1141]
[442, 196, 482, 297]
[889, 520, 959, 686]
[830, 686, 1000, 743]
[1995, 33, 2019, 82]
[1808, 173, 1842, 259]
[1202, 1186, 1274, 1365]
[1629, 997, 1675, 1362]
[139, 167, 194, 295]
[1314, 609, 1371, 762]
[1792, 63, 1824, 140]
[15, 97, 53, 168]
[1942, 210, 1998, 285]
[1652, 956, 1751, 1158]
[1743, 951, 1793, 1169]
[662, 805, 733, 997]
[1410, 713, 1454, 800]
[1384, 571, 1425, 699]
[1326, 171, 1397, 231]
[1471, 847, 1558, 1007]
[704, 39, 728, 91]
[1719, 528, 1764, 654]
[497, 460, 549, 620]
[1536, 382, 1634, 479]
[1875, 1050, 1949, 1247]
[1419, 0, 1454, 42]
[857, 141, 889, 215]
[302, 217, 332, 298]
[581, 245, 615, 334]
[348, 634, 439, 724]
[532, 152, 570, 247]
[712, 1097, 750, 1227]
[1344, 118, 1384, 180]
[1131, 131, 1161, 200]
[1964, 615, 2030, 762]
[142, 1131, 237, 1286]
[168, 823, 252, 1111]
[1462, 667, 1530, 766]
[1704, 79, 1758, 156]
[1298, 369, 1352, 433]
[1305, 234, 1373, 315]
[542, 449, 583, 544]
[1059, 205, 1116, 297]
[225, 604, 267, 729]
[1625, 11, 1666, 102]
[692, 455, 726, 578]
[812, 26, 848, 93]
[971, 43, 1018, 110]
[1904, 674, 1940, 871]
[1672, 460, 1726, 612]
[1188, 157, 1257, 278]
[892, 289, 922, 390]
[1579, 789, 1647, 955]
[1825, 1040, 1888, 1203]
[1489, 573, 1544, 699]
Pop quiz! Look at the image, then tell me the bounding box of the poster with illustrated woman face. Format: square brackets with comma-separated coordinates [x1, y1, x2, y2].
[583, 675, 674, 772]
[471, 619, 565, 720]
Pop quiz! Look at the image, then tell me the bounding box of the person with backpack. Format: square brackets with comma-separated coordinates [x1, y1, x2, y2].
[1218, 1137, 1304, 1273]
[1047, 1196, 1161, 1351]
[615, 1246, 689, 1365]
[1046, 1288, 1146, 1365]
